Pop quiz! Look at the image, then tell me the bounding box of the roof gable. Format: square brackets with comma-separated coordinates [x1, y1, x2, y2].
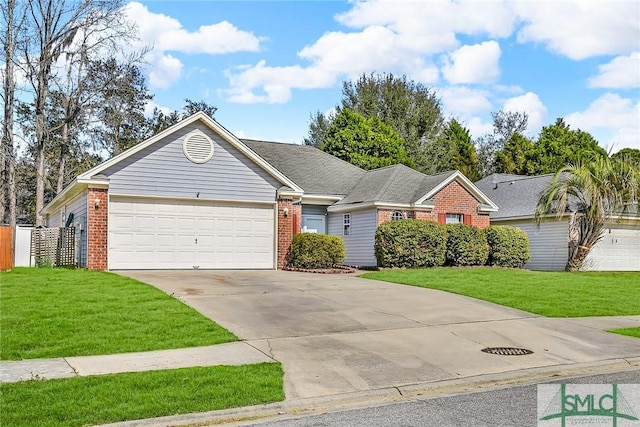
[78, 112, 302, 192]
[334, 164, 497, 210]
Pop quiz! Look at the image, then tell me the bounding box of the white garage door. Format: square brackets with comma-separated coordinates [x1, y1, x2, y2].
[584, 226, 640, 271]
[109, 197, 275, 269]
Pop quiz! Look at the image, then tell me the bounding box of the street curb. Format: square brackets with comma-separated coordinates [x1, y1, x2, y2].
[100, 357, 640, 427]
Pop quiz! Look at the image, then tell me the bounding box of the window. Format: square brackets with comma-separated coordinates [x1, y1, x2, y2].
[343, 213, 351, 236]
[302, 215, 325, 234]
[446, 213, 464, 224]
[391, 211, 404, 221]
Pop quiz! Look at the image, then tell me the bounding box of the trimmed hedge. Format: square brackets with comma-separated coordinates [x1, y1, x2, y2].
[446, 224, 489, 266]
[375, 219, 446, 268]
[290, 233, 345, 269]
[486, 225, 530, 268]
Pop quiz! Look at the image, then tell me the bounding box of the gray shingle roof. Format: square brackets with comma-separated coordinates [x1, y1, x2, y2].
[335, 164, 457, 206]
[475, 173, 554, 219]
[242, 139, 366, 195]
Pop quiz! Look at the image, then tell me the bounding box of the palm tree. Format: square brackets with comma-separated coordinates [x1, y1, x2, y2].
[535, 157, 640, 271]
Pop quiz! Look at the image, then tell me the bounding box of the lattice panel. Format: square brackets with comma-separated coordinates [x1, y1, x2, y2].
[31, 227, 76, 267]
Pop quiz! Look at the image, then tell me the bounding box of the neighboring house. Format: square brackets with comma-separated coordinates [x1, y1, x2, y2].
[42, 112, 498, 270]
[476, 173, 640, 271]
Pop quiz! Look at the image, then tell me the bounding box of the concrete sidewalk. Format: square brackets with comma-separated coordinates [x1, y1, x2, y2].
[0, 342, 275, 383]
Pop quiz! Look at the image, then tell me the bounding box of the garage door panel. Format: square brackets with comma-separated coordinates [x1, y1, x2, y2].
[136, 234, 155, 246]
[111, 215, 133, 230]
[217, 219, 234, 232]
[157, 217, 175, 229]
[585, 227, 640, 271]
[235, 235, 252, 248]
[109, 197, 274, 269]
[254, 220, 273, 233]
[135, 251, 155, 263]
[216, 235, 234, 248]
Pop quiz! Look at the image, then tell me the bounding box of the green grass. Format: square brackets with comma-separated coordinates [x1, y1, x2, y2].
[0, 268, 237, 360]
[609, 327, 640, 338]
[0, 363, 284, 427]
[361, 267, 640, 317]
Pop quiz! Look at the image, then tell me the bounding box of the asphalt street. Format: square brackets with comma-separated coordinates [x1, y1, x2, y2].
[243, 369, 640, 427]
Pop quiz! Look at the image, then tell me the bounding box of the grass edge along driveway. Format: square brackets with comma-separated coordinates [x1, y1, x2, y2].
[1, 267, 237, 360]
[360, 267, 640, 318]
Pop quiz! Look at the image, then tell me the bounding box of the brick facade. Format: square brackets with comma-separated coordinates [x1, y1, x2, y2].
[376, 181, 490, 229]
[276, 198, 301, 269]
[87, 188, 108, 270]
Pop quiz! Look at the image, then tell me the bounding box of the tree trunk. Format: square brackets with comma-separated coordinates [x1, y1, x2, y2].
[34, 66, 48, 226]
[57, 121, 68, 194]
[565, 244, 591, 271]
[2, 0, 16, 226]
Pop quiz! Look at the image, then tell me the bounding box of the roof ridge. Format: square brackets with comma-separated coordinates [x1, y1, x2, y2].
[242, 139, 366, 173]
[491, 173, 555, 183]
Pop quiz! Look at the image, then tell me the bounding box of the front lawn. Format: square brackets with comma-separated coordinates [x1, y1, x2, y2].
[0, 268, 237, 360]
[0, 363, 284, 427]
[361, 268, 640, 317]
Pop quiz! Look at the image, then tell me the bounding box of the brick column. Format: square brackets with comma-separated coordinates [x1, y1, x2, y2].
[87, 188, 108, 270]
[276, 199, 301, 269]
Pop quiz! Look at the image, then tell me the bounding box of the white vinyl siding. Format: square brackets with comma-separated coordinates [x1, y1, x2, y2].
[101, 122, 279, 202]
[109, 196, 275, 270]
[498, 218, 569, 271]
[328, 209, 377, 266]
[583, 224, 640, 271]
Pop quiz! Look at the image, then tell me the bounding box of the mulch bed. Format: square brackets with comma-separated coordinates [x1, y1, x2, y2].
[283, 265, 357, 274]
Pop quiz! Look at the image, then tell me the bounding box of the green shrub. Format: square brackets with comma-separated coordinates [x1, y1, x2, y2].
[375, 219, 446, 268]
[486, 226, 530, 268]
[290, 233, 345, 269]
[446, 224, 489, 266]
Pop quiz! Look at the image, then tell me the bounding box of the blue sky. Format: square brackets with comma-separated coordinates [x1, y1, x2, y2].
[126, 0, 640, 152]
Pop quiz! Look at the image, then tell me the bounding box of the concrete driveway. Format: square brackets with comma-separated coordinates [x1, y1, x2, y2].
[120, 270, 640, 400]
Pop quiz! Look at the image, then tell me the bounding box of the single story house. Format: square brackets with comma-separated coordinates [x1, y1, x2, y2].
[42, 112, 498, 270]
[475, 173, 640, 271]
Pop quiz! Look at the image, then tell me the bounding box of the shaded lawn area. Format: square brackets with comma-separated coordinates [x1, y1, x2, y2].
[0, 268, 237, 360]
[610, 327, 640, 338]
[0, 363, 284, 427]
[361, 268, 640, 317]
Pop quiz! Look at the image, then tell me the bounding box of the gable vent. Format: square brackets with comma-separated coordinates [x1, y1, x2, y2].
[183, 130, 214, 164]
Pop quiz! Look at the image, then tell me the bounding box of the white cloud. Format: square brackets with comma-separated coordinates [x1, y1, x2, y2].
[144, 100, 172, 117]
[123, 2, 262, 89]
[513, 1, 640, 60]
[438, 86, 492, 115]
[147, 54, 183, 89]
[465, 117, 494, 139]
[588, 52, 640, 89]
[298, 26, 437, 80]
[224, 61, 337, 104]
[224, 0, 517, 104]
[565, 93, 640, 150]
[441, 41, 501, 84]
[336, 0, 515, 48]
[502, 92, 548, 134]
